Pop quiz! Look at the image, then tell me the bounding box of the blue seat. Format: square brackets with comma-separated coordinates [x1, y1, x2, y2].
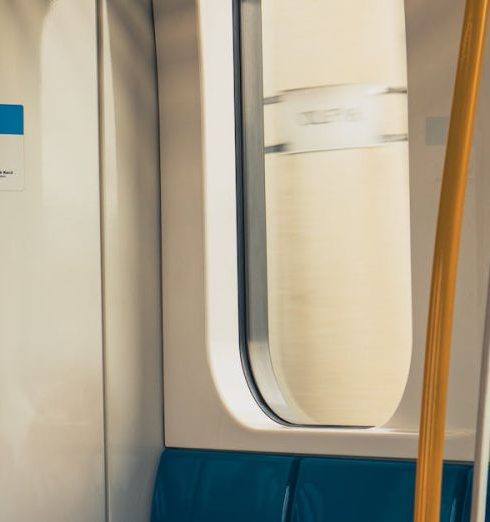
[151, 449, 295, 522]
[151, 449, 473, 522]
[292, 457, 471, 522]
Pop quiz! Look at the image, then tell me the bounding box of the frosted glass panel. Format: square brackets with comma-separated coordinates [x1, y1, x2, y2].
[242, 0, 412, 426]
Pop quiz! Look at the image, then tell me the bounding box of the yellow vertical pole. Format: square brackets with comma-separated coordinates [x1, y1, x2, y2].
[414, 1, 489, 521]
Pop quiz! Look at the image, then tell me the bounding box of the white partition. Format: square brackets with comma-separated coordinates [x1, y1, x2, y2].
[0, 2, 163, 520]
[0, 2, 105, 520]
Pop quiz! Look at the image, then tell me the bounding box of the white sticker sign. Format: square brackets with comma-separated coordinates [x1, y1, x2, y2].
[0, 105, 24, 191]
[268, 84, 407, 154]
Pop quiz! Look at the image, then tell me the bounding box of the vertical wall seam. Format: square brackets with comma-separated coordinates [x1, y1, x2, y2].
[95, 1, 110, 520]
[149, 0, 166, 451]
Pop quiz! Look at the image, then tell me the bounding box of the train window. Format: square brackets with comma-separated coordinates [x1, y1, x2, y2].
[238, 0, 412, 426]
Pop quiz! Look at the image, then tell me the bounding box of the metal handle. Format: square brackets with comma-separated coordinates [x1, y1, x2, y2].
[414, 1, 490, 521]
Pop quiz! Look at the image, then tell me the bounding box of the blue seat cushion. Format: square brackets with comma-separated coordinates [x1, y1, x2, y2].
[151, 449, 295, 522]
[151, 449, 474, 522]
[292, 457, 472, 522]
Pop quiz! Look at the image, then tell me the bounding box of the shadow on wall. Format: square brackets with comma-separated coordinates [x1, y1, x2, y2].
[100, 0, 163, 521]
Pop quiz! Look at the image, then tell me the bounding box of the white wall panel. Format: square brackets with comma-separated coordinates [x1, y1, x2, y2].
[0, 2, 105, 521]
[0, 2, 163, 520]
[99, 1, 163, 521]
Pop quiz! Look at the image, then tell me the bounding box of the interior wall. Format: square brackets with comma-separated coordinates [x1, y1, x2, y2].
[0, 2, 105, 520]
[153, 0, 208, 451]
[99, 1, 164, 521]
[160, 0, 490, 460]
[0, 2, 164, 521]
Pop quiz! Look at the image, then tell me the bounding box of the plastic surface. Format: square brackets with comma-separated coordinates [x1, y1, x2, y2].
[151, 449, 474, 522]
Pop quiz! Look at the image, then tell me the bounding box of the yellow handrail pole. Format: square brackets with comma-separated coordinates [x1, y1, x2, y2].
[414, 1, 490, 521]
